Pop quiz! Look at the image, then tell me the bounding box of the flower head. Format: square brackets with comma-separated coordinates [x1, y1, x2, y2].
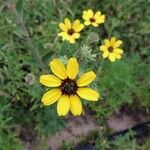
[39, 58, 100, 116]
[82, 9, 105, 27]
[100, 37, 124, 62]
[58, 18, 84, 44]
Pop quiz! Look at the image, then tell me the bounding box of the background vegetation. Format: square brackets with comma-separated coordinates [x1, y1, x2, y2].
[0, 0, 150, 149]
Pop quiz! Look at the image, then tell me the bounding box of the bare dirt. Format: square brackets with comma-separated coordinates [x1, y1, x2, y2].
[48, 111, 150, 150]
[107, 111, 150, 133]
[48, 115, 100, 150]
[21, 109, 150, 150]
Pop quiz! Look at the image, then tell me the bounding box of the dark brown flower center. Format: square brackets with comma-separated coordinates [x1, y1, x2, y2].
[60, 78, 78, 95]
[108, 46, 114, 52]
[90, 18, 95, 22]
[67, 28, 75, 35]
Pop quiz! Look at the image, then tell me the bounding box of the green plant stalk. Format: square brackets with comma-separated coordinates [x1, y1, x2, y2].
[10, 1, 46, 71]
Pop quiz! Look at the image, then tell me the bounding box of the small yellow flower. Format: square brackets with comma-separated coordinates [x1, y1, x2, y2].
[82, 9, 105, 27]
[39, 58, 100, 116]
[100, 37, 124, 62]
[58, 18, 84, 44]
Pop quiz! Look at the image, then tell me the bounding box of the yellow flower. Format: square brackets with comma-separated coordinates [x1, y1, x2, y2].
[39, 58, 100, 116]
[58, 18, 84, 44]
[99, 37, 124, 62]
[82, 9, 105, 27]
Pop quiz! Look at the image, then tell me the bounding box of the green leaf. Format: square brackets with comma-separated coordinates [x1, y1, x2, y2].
[16, 0, 24, 18]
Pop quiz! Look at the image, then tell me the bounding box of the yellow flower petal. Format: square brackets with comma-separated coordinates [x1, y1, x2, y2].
[102, 51, 109, 58]
[110, 37, 116, 45]
[104, 39, 110, 47]
[77, 71, 96, 87]
[73, 33, 80, 39]
[95, 15, 105, 24]
[77, 24, 84, 32]
[39, 75, 61, 87]
[72, 19, 80, 28]
[114, 53, 122, 59]
[65, 34, 73, 41]
[50, 59, 67, 79]
[70, 95, 82, 116]
[68, 36, 75, 43]
[93, 11, 101, 19]
[67, 58, 79, 79]
[64, 18, 71, 29]
[77, 88, 99, 101]
[87, 9, 94, 18]
[41, 89, 62, 106]
[59, 23, 67, 31]
[114, 48, 124, 54]
[100, 45, 107, 52]
[76, 24, 84, 32]
[82, 9, 93, 20]
[72, 20, 84, 32]
[84, 21, 91, 25]
[109, 53, 116, 62]
[82, 11, 89, 20]
[114, 40, 123, 48]
[58, 32, 68, 39]
[92, 22, 98, 27]
[57, 95, 70, 116]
